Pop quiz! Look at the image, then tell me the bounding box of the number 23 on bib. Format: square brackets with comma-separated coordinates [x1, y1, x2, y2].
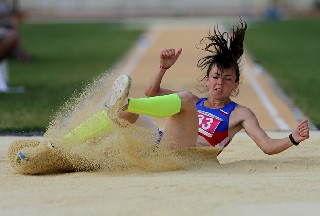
[198, 110, 223, 138]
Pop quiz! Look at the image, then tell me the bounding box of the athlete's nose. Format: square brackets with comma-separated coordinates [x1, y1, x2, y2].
[217, 77, 223, 85]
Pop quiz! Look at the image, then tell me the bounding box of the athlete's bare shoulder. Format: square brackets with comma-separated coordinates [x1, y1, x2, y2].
[189, 92, 200, 103]
[230, 104, 257, 127]
[234, 104, 255, 116]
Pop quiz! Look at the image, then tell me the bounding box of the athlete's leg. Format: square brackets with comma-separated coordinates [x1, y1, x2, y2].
[62, 110, 112, 144]
[106, 75, 159, 129]
[17, 75, 132, 160]
[61, 74, 157, 145]
[160, 91, 198, 149]
[120, 91, 198, 148]
[107, 75, 198, 148]
[120, 96, 197, 148]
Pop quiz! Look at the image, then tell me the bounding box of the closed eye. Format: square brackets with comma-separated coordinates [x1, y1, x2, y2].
[211, 76, 233, 81]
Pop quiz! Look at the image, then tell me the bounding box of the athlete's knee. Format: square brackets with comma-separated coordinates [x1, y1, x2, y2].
[178, 91, 197, 112]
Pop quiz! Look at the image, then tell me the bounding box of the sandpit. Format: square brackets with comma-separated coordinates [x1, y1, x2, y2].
[1, 131, 320, 216]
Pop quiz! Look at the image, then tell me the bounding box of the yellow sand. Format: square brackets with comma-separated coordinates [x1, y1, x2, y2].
[1, 131, 320, 216]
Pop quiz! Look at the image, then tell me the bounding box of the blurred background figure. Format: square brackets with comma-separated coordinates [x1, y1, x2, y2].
[265, 0, 283, 20]
[0, 0, 31, 61]
[314, 0, 320, 10]
[0, 0, 26, 93]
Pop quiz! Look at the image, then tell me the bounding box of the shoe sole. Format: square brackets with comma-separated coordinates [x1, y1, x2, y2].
[107, 75, 132, 110]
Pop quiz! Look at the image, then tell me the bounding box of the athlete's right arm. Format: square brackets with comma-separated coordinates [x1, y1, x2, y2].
[145, 48, 182, 97]
[236, 106, 309, 155]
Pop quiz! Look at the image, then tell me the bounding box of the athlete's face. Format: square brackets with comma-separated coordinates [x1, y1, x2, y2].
[206, 65, 239, 100]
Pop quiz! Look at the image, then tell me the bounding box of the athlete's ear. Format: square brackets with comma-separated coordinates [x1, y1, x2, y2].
[205, 75, 209, 87]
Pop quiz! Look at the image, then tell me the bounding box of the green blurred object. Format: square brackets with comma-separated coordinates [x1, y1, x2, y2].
[245, 18, 320, 129]
[0, 23, 142, 133]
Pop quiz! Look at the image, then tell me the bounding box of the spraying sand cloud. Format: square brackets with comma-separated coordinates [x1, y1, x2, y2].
[8, 70, 212, 175]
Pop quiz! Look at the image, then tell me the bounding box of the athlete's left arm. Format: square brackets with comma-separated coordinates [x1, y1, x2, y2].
[238, 106, 310, 155]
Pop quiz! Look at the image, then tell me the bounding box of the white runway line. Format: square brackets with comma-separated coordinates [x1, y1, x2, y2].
[119, 27, 158, 75]
[243, 55, 290, 130]
[98, 27, 158, 108]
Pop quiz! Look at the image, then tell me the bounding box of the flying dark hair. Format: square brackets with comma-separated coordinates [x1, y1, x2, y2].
[196, 20, 247, 83]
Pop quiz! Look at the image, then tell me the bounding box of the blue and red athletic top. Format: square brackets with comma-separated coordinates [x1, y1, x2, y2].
[196, 98, 238, 154]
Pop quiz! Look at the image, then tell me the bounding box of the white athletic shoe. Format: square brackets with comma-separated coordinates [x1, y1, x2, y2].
[106, 75, 132, 115]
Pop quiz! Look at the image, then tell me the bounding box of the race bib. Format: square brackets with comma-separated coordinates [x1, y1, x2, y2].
[198, 110, 222, 138]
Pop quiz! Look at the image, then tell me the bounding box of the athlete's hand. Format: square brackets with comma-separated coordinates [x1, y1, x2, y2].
[292, 119, 310, 143]
[160, 48, 182, 69]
